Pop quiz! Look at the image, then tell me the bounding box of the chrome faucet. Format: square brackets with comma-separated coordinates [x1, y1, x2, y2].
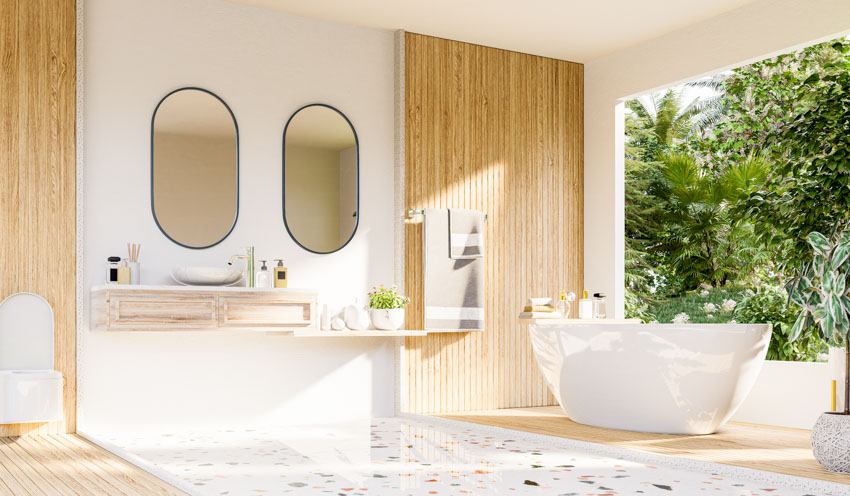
[228, 246, 255, 287]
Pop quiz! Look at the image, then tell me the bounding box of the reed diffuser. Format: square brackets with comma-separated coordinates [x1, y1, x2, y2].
[127, 243, 141, 285]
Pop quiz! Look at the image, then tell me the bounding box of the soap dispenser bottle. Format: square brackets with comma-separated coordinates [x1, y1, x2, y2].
[273, 259, 288, 288]
[255, 260, 273, 288]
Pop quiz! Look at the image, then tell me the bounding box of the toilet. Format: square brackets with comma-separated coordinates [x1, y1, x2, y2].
[0, 293, 63, 424]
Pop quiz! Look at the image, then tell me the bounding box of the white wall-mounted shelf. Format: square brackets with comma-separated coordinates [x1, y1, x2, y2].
[289, 330, 427, 337]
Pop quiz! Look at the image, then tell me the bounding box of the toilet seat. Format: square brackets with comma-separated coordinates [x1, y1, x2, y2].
[0, 293, 63, 424]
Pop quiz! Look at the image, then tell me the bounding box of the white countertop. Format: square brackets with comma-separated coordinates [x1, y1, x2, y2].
[91, 284, 318, 293]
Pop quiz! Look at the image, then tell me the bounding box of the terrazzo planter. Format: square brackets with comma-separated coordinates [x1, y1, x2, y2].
[811, 412, 850, 473]
[371, 308, 405, 330]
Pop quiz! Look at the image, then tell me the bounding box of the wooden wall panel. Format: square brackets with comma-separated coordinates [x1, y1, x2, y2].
[0, 0, 76, 435]
[403, 33, 583, 414]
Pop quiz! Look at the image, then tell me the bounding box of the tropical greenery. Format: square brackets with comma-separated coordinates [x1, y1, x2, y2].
[787, 230, 850, 412]
[625, 37, 850, 361]
[734, 284, 823, 361]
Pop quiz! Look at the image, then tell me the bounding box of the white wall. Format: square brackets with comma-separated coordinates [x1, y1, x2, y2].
[732, 361, 832, 429]
[584, 0, 850, 317]
[81, 0, 396, 432]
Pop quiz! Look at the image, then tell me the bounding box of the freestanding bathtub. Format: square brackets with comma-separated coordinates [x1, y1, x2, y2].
[528, 322, 771, 435]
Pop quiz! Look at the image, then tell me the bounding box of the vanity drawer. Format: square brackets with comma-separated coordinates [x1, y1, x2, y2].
[108, 294, 218, 330]
[218, 295, 316, 328]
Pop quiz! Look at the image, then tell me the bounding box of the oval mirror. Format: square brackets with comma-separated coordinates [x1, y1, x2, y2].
[151, 87, 238, 249]
[283, 104, 359, 254]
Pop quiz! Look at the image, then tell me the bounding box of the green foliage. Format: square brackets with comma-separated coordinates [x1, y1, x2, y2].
[624, 37, 849, 363]
[645, 286, 746, 324]
[734, 285, 824, 361]
[788, 227, 850, 412]
[650, 152, 769, 290]
[743, 43, 850, 268]
[367, 285, 410, 309]
[787, 230, 850, 346]
[694, 39, 850, 163]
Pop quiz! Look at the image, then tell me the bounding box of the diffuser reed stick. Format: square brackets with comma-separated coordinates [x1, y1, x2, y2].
[127, 243, 141, 262]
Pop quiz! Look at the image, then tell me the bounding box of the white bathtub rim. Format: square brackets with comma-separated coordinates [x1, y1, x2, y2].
[529, 322, 773, 332]
[402, 413, 848, 496]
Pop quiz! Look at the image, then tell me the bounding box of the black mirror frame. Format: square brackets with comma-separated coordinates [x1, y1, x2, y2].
[282, 103, 360, 255]
[150, 86, 240, 250]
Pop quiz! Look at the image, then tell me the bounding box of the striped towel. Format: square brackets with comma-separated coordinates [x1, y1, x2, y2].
[424, 208, 485, 331]
[448, 208, 485, 259]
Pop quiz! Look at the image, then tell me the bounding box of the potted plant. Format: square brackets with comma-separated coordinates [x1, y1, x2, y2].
[788, 229, 850, 473]
[368, 285, 410, 331]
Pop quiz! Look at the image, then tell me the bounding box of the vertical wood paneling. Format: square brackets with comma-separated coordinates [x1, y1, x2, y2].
[0, 0, 76, 435]
[404, 33, 583, 413]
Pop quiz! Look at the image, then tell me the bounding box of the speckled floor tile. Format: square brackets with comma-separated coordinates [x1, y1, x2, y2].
[93, 417, 822, 496]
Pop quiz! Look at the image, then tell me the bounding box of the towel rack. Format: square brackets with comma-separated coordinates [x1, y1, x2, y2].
[408, 208, 488, 220]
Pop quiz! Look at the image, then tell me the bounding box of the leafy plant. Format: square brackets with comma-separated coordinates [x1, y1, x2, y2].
[367, 285, 410, 309]
[788, 230, 850, 414]
[735, 40, 850, 272]
[651, 152, 769, 290]
[734, 284, 824, 361]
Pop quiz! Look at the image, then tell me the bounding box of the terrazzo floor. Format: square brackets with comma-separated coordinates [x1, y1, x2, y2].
[91, 417, 831, 496]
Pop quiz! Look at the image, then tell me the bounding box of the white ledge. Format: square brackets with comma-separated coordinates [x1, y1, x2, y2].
[90, 284, 317, 293]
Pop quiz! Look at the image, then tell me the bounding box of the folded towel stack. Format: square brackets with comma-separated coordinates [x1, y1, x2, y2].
[523, 297, 554, 313]
[519, 297, 562, 319]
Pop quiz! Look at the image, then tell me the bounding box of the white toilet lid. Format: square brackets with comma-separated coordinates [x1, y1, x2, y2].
[0, 370, 61, 380]
[0, 293, 54, 371]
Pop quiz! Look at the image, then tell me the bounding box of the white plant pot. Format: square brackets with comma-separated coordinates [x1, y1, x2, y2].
[811, 412, 850, 473]
[370, 308, 405, 331]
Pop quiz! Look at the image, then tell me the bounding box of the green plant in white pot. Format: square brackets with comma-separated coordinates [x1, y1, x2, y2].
[788, 230, 850, 473]
[368, 285, 409, 331]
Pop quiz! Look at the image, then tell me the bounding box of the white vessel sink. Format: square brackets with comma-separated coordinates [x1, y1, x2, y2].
[171, 266, 243, 286]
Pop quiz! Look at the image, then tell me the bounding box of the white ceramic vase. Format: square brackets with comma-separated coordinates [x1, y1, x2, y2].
[370, 308, 405, 331]
[811, 412, 850, 473]
[344, 302, 371, 330]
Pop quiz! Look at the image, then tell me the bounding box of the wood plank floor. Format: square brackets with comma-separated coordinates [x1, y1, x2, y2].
[0, 435, 187, 495]
[437, 406, 850, 486]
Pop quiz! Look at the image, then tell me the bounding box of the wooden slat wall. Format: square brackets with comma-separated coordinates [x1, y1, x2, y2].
[403, 33, 584, 413]
[0, 0, 76, 435]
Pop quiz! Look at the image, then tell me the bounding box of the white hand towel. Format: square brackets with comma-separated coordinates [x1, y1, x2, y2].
[448, 208, 485, 259]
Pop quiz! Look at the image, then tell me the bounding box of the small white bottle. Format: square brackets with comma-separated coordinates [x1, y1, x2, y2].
[255, 260, 273, 288]
[578, 290, 593, 319]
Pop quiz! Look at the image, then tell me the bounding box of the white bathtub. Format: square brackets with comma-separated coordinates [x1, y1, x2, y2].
[528, 322, 771, 435]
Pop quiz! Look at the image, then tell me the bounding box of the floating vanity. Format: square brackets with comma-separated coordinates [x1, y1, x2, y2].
[89, 285, 429, 336]
[90, 285, 318, 333]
